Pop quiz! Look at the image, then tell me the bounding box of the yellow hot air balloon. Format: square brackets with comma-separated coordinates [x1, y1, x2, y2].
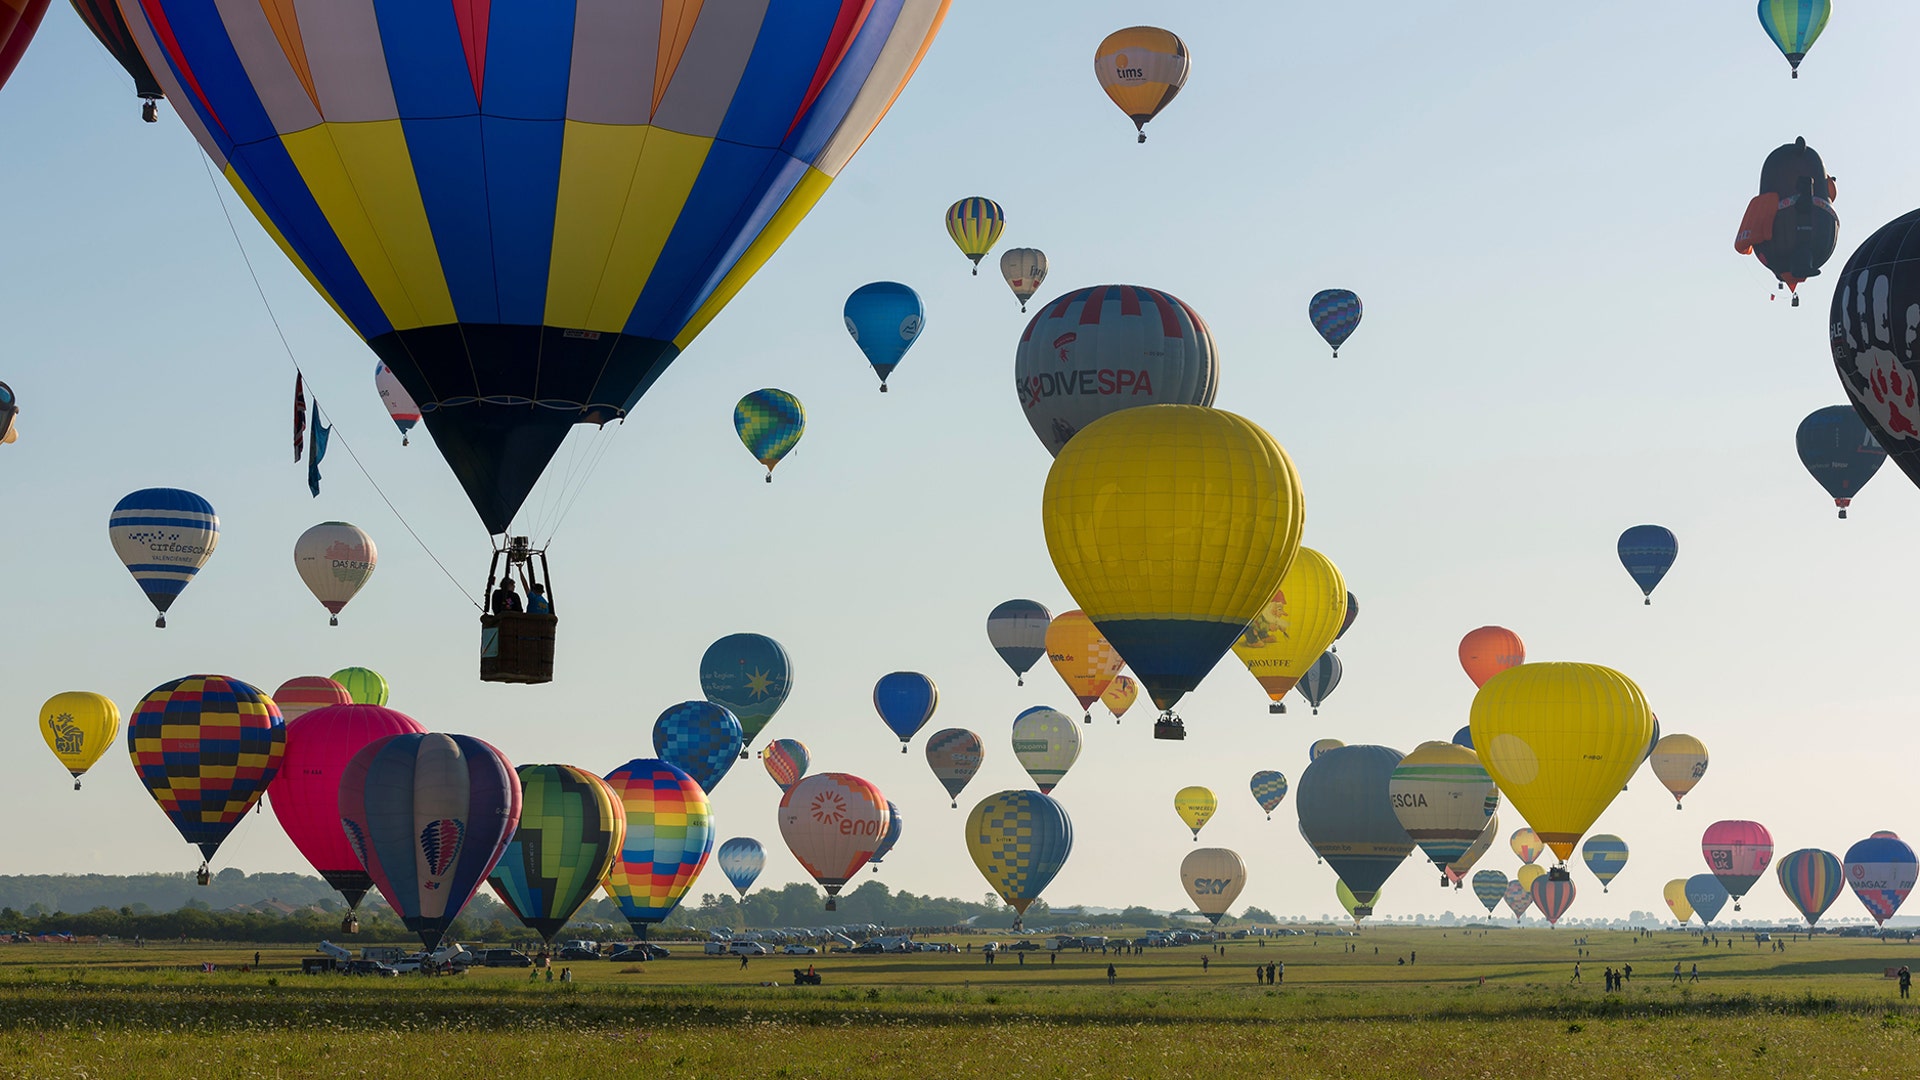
[40, 692, 120, 790]
[1095, 27, 1190, 143]
[944, 197, 1004, 275]
[1469, 663, 1652, 863]
[1231, 547, 1346, 714]
[1336, 878, 1378, 922]
[1043, 405, 1303, 740]
[1517, 863, 1546, 892]
[1649, 733, 1709, 810]
[1044, 610, 1126, 723]
[1663, 878, 1695, 923]
[1174, 785, 1217, 841]
[1101, 674, 1139, 723]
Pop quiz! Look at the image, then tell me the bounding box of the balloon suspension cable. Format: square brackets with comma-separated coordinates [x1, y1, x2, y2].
[190, 142, 481, 611]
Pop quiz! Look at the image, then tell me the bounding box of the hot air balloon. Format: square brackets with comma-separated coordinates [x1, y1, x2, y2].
[1829, 211, 1920, 487]
[1337, 880, 1375, 924]
[1517, 864, 1546, 893]
[603, 759, 714, 937]
[39, 692, 118, 790]
[1511, 828, 1544, 865]
[1734, 137, 1837, 305]
[779, 772, 888, 910]
[733, 390, 805, 482]
[1503, 880, 1531, 920]
[1297, 653, 1342, 716]
[293, 522, 377, 626]
[69, 0, 162, 119]
[1796, 405, 1884, 517]
[1452, 727, 1474, 749]
[761, 739, 811, 795]
[873, 672, 938, 752]
[987, 600, 1052, 685]
[1250, 771, 1289, 820]
[1389, 741, 1499, 885]
[1757, 0, 1829, 78]
[339, 732, 520, 950]
[1702, 820, 1774, 910]
[1011, 707, 1080, 794]
[1231, 547, 1347, 714]
[1045, 611, 1126, 723]
[1174, 785, 1217, 841]
[1307, 290, 1363, 357]
[109, 488, 217, 628]
[1101, 674, 1139, 723]
[652, 701, 743, 794]
[868, 800, 904, 872]
[999, 248, 1047, 312]
[1531, 874, 1576, 926]
[1333, 591, 1358, 653]
[1458, 627, 1525, 688]
[1094, 27, 1188, 143]
[1044, 406, 1303, 740]
[1297, 745, 1414, 915]
[944, 197, 1003, 275]
[1843, 835, 1917, 926]
[699, 633, 792, 752]
[1310, 738, 1344, 764]
[925, 728, 984, 809]
[1182, 848, 1246, 924]
[331, 668, 390, 707]
[269, 703, 425, 928]
[846, 282, 926, 392]
[1650, 733, 1708, 809]
[1686, 873, 1730, 926]
[1617, 526, 1677, 604]
[121, 1, 949, 540]
[1449, 812, 1501, 885]
[1776, 848, 1844, 925]
[1472, 869, 1508, 915]
[0, 0, 47, 95]
[0, 381, 14, 445]
[1664, 878, 1695, 924]
[1631, 714, 1661, 791]
[717, 837, 765, 899]
[1014, 285, 1219, 456]
[1581, 835, 1629, 892]
[373, 361, 419, 445]
[1471, 663, 1653, 862]
[487, 764, 624, 944]
[272, 677, 352, 723]
[966, 790, 1072, 928]
[128, 676, 284, 882]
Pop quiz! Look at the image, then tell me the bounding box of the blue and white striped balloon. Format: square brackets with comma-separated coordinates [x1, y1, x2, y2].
[109, 488, 218, 628]
[716, 837, 765, 899]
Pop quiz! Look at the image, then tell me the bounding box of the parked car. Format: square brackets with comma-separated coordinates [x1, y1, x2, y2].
[848, 942, 886, 955]
[344, 959, 399, 977]
[729, 942, 768, 956]
[481, 949, 533, 968]
[1008, 941, 1042, 951]
[557, 945, 601, 962]
[782, 944, 818, 955]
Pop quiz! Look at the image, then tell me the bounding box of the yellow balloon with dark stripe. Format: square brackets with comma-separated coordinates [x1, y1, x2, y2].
[1095, 27, 1190, 142]
[944, 197, 1004, 274]
[1043, 405, 1303, 715]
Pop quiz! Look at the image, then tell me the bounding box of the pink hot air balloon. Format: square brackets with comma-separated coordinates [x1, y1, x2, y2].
[1701, 819, 1774, 911]
[778, 772, 889, 910]
[267, 704, 424, 930]
[273, 676, 352, 722]
[1530, 873, 1577, 926]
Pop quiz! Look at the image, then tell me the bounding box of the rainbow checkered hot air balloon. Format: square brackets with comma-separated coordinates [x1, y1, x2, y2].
[652, 701, 743, 794]
[127, 676, 285, 878]
[603, 759, 714, 938]
[733, 390, 805, 482]
[760, 739, 811, 796]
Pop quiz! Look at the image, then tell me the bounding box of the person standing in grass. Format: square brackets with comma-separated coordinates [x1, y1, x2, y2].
[1623, 963, 1632, 983]
[1899, 966, 1911, 999]
[1201, 955, 1209, 973]
[1107, 963, 1116, 985]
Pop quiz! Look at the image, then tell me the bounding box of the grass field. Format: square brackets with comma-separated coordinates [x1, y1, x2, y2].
[1, 928, 1916, 1078]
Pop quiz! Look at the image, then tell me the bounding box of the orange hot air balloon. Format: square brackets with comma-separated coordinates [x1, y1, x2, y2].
[1045, 611, 1125, 723]
[1458, 627, 1525, 689]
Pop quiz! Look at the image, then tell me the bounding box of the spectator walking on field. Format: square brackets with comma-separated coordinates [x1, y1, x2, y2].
[1107, 964, 1116, 985]
[1689, 963, 1699, 983]
[1672, 962, 1682, 984]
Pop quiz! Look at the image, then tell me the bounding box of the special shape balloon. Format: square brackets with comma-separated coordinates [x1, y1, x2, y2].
[999, 248, 1048, 312]
[1297, 745, 1414, 914]
[128, 676, 284, 878]
[944, 197, 1004, 275]
[1045, 611, 1126, 723]
[1796, 405, 1884, 517]
[652, 701, 744, 793]
[1014, 285, 1218, 456]
[1181, 848, 1246, 924]
[699, 633, 792, 751]
[733, 390, 805, 482]
[1458, 627, 1525, 688]
[1011, 707, 1080, 794]
[487, 764, 624, 944]
[1581, 835, 1629, 892]
[1231, 547, 1347, 714]
[272, 677, 351, 723]
[1776, 848, 1844, 926]
[1472, 869, 1508, 915]
[124, 2, 950, 533]
[1044, 406, 1302, 738]
[717, 837, 765, 899]
[1757, 0, 1830, 78]
[1094, 27, 1188, 143]
[846, 282, 926, 392]
[374, 361, 420, 445]
[761, 739, 811, 795]
[1843, 834, 1917, 926]
[868, 800, 904, 872]
[1734, 137, 1837, 304]
[603, 759, 714, 937]
[293, 522, 377, 626]
[1685, 873, 1730, 926]
[873, 672, 938, 752]
[1250, 770, 1289, 820]
[1828, 210, 1920, 498]
[110, 488, 217, 628]
[269, 703, 424, 921]
[1307, 289, 1363, 357]
[779, 772, 888, 910]
[987, 600, 1052, 685]
[925, 728, 984, 809]
[1174, 785, 1217, 841]
[340, 732, 521, 950]
[1389, 741, 1499, 885]
[967, 790, 1072, 927]
[1617, 526, 1677, 604]
[39, 692, 119, 790]
[1650, 733, 1709, 809]
[1701, 819, 1774, 910]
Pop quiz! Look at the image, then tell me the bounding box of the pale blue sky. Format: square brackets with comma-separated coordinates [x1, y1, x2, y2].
[1, 3, 1914, 925]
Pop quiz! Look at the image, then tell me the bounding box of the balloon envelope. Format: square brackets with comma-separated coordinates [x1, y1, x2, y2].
[873, 672, 938, 749]
[1458, 627, 1525, 689]
[1450, 812, 1501, 879]
[1309, 738, 1344, 764]
[1094, 26, 1188, 140]
[987, 600, 1052, 683]
[374, 361, 420, 441]
[330, 668, 390, 707]
[1231, 548, 1346, 710]
[717, 837, 765, 898]
[699, 634, 793, 748]
[1796, 405, 1884, 516]
[1757, 0, 1830, 75]
[1650, 733, 1709, 808]
[1829, 209, 1920, 494]
[1011, 707, 1080, 794]
[269, 703, 425, 910]
[925, 728, 984, 808]
[1337, 879, 1376, 922]
[1616, 526, 1678, 603]
[869, 801, 904, 868]
[603, 759, 714, 936]
[1843, 835, 1918, 926]
[778, 772, 888, 904]
[293, 521, 377, 622]
[652, 701, 744, 793]
[0, 0, 47, 94]
[487, 764, 624, 943]
[1297, 652, 1342, 714]
[1664, 878, 1695, 923]
[1517, 864, 1546, 893]
[40, 692, 119, 787]
[1101, 674, 1139, 719]
[272, 677, 352, 723]
[1296, 745, 1414, 910]
[128, 676, 283, 865]
[339, 732, 521, 950]
[999, 248, 1047, 311]
[70, 0, 162, 106]
[733, 390, 805, 479]
[1511, 828, 1544, 865]
[1686, 873, 1731, 925]
[944, 197, 1003, 270]
[1701, 820, 1774, 904]
[1308, 289, 1363, 355]
[1472, 870, 1508, 913]
[1045, 611, 1125, 718]
[1581, 835, 1629, 891]
[1174, 785, 1217, 839]
[1503, 880, 1531, 919]
[846, 282, 926, 388]
[760, 739, 811, 795]
[109, 488, 217, 625]
[1250, 770, 1289, 819]
[1530, 874, 1576, 926]
[1389, 741, 1499, 879]
[1776, 848, 1845, 925]
[966, 790, 1072, 921]
[1181, 847, 1246, 923]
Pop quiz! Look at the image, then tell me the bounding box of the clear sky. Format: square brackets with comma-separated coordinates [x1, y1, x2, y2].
[1, 3, 1913, 926]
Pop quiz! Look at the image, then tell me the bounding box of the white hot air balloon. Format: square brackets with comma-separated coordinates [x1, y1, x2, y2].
[1181, 847, 1247, 924]
[294, 522, 377, 626]
[999, 248, 1048, 312]
[777, 772, 889, 911]
[1010, 706, 1081, 794]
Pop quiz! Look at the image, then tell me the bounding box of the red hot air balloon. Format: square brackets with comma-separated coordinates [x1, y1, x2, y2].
[267, 704, 425, 931]
[0, 0, 48, 94]
[272, 676, 352, 723]
[1458, 627, 1525, 688]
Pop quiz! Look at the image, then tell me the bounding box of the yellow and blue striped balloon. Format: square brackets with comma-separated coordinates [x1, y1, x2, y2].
[733, 390, 805, 482]
[1758, 0, 1830, 78]
[944, 197, 1005, 274]
[1580, 834, 1630, 892]
[1776, 848, 1843, 925]
[966, 790, 1072, 927]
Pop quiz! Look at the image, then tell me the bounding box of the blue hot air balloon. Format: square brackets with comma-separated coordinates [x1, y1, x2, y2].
[1581, 835, 1630, 892]
[1308, 289, 1363, 357]
[652, 701, 743, 794]
[1298, 651, 1342, 714]
[716, 837, 765, 899]
[699, 633, 793, 754]
[1249, 770, 1289, 820]
[1296, 745, 1414, 916]
[1795, 405, 1885, 518]
[109, 488, 219, 628]
[873, 672, 938, 752]
[1617, 525, 1678, 605]
[845, 282, 925, 391]
[1685, 872, 1730, 926]
[1452, 726, 1474, 750]
[869, 800, 904, 872]
[1472, 869, 1508, 915]
[1843, 834, 1918, 926]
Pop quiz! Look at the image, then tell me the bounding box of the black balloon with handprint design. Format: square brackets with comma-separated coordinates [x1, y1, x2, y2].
[1831, 209, 1920, 496]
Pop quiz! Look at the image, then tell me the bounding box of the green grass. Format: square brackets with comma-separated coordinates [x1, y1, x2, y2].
[1, 929, 1916, 1078]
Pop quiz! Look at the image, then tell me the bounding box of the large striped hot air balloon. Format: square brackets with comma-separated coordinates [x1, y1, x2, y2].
[272, 677, 352, 723]
[1530, 874, 1576, 927]
[487, 764, 624, 944]
[127, 676, 284, 880]
[1389, 741, 1498, 885]
[1775, 848, 1844, 926]
[603, 759, 713, 937]
[1757, 0, 1830, 78]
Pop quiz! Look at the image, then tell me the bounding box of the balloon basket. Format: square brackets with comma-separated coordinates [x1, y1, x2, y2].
[329, 615, 339, 626]
[1153, 716, 1186, 741]
[480, 613, 557, 684]
[72, 780, 81, 791]
[901, 745, 908, 754]
[155, 615, 166, 629]
[196, 864, 211, 887]
[1269, 703, 1283, 715]
[879, 384, 889, 393]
